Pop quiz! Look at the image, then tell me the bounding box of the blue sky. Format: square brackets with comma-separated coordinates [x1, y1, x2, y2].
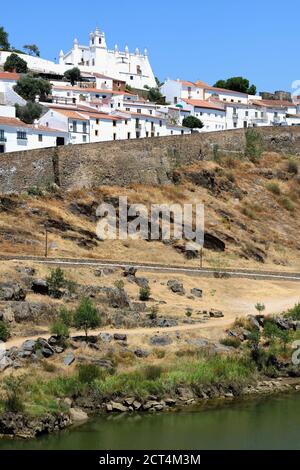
[2, 0, 299, 93]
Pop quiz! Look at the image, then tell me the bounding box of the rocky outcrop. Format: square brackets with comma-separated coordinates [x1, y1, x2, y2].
[0, 412, 71, 439]
[0, 282, 26, 301]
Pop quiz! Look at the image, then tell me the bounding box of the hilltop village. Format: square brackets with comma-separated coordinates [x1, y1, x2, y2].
[1, 25, 300, 154]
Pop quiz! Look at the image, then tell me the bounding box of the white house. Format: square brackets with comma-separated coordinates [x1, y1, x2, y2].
[0, 116, 68, 154]
[39, 108, 90, 145]
[0, 26, 156, 90]
[179, 99, 226, 132]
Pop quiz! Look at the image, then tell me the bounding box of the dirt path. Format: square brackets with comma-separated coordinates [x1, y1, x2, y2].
[4, 294, 299, 350]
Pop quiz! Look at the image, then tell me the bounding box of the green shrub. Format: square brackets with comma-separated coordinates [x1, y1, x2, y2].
[185, 308, 193, 318]
[114, 280, 124, 289]
[280, 196, 295, 212]
[77, 364, 103, 384]
[0, 321, 10, 342]
[220, 337, 241, 349]
[59, 306, 73, 327]
[266, 182, 281, 195]
[242, 206, 256, 219]
[149, 305, 159, 320]
[285, 303, 300, 320]
[3, 376, 25, 413]
[139, 286, 151, 301]
[73, 297, 101, 338]
[27, 186, 44, 197]
[46, 268, 66, 298]
[50, 321, 70, 338]
[255, 303, 266, 315]
[245, 129, 264, 162]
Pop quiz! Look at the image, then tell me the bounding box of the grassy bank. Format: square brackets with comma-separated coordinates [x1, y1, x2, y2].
[0, 352, 257, 416]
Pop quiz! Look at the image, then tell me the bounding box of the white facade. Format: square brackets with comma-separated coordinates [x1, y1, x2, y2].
[0, 116, 68, 154]
[0, 27, 156, 90]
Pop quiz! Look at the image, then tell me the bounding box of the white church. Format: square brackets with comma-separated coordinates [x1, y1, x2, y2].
[0, 26, 157, 90]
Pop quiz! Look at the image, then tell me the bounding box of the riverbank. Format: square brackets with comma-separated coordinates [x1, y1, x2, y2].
[1, 352, 300, 440]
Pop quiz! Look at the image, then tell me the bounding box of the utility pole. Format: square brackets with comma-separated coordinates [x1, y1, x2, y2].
[200, 248, 203, 269]
[45, 228, 48, 258]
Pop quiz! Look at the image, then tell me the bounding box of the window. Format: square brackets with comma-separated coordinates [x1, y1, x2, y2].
[149, 110, 153, 115]
[38, 134, 43, 142]
[17, 131, 27, 140]
[159, 120, 162, 127]
[137, 109, 142, 114]
[125, 120, 128, 125]
[0, 130, 5, 141]
[113, 133, 116, 140]
[171, 130, 173, 135]
[96, 119, 99, 125]
[113, 121, 117, 127]
[130, 76, 134, 80]
[83, 122, 87, 133]
[146, 131, 149, 137]
[95, 130, 99, 137]
[83, 135, 87, 143]
[73, 121, 77, 132]
[127, 132, 131, 139]
[245, 111, 249, 117]
[157, 132, 160, 137]
[126, 108, 130, 112]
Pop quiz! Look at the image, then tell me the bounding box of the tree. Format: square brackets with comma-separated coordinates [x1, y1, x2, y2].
[182, 115, 204, 130]
[46, 267, 66, 298]
[213, 76, 257, 95]
[147, 87, 166, 105]
[0, 26, 10, 50]
[4, 53, 28, 73]
[64, 67, 81, 86]
[255, 303, 266, 315]
[0, 321, 10, 342]
[73, 297, 101, 339]
[14, 75, 52, 102]
[23, 44, 40, 57]
[15, 102, 43, 124]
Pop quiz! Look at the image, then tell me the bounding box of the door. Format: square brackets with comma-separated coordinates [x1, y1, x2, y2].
[0, 145, 5, 154]
[56, 137, 65, 146]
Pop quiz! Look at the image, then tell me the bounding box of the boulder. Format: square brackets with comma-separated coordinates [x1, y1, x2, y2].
[69, 408, 88, 422]
[150, 335, 173, 346]
[0, 282, 26, 301]
[167, 280, 185, 295]
[275, 318, 292, 331]
[106, 288, 132, 309]
[134, 349, 150, 358]
[109, 402, 128, 413]
[113, 334, 127, 342]
[123, 266, 137, 277]
[21, 340, 36, 352]
[209, 309, 224, 318]
[157, 318, 178, 328]
[64, 353, 75, 366]
[0, 355, 13, 372]
[191, 288, 203, 298]
[134, 277, 149, 289]
[94, 268, 117, 277]
[99, 333, 113, 343]
[248, 315, 261, 330]
[31, 279, 49, 296]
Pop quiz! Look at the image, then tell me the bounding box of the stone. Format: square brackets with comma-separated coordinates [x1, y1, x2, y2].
[0, 355, 13, 372]
[165, 398, 176, 406]
[133, 400, 142, 410]
[41, 347, 54, 358]
[16, 266, 36, 277]
[69, 408, 88, 422]
[275, 318, 292, 331]
[106, 288, 132, 309]
[150, 335, 173, 346]
[31, 279, 49, 296]
[0, 282, 26, 301]
[110, 402, 128, 413]
[63, 353, 75, 366]
[157, 318, 178, 328]
[94, 268, 116, 277]
[248, 315, 261, 330]
[209, 309, 224, 318]
[134, 349, 150, 358]
[188, 338, 210, 348]
[63, 398, 72, 407]
[123, 266, 137, 277]
[113, 334, 127, 342]
[21, 339, 36, 352]
[99, 333, 113, 343]
[191, 288, 203, 298]
[134, 277, 149, 289]
[167, 280, 185, 295]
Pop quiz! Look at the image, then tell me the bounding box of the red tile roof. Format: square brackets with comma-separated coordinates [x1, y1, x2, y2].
[250, 99, 296, 109]
[0, 116, 63, 133]
[0, 72, 20, 81]
[183, 99, 225, 112]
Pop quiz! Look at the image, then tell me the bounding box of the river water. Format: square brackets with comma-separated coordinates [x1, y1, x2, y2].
[0, 393, 300, 450]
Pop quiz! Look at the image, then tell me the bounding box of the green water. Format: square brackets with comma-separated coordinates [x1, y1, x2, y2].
[1, 394, 300, 450]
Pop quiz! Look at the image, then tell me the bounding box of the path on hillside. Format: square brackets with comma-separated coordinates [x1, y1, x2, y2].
[4, 294, 299, 351]
[1, 255, 300, 282]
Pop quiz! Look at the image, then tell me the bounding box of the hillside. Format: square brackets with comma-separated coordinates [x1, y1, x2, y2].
[0, 151, 299, 270]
